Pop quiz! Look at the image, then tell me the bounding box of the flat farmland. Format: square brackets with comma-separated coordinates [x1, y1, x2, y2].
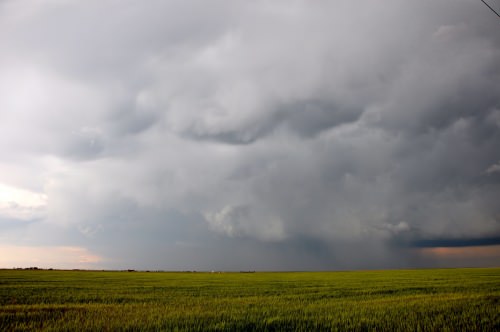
[0, 268, 498, 331]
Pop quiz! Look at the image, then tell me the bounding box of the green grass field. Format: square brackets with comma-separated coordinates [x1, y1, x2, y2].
[0, 268, 498, 331]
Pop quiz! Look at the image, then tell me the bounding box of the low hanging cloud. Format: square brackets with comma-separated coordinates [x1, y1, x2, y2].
[205, 205, 286, 241]
[485, 161, 500, 175]
[0, 0, 499, 270]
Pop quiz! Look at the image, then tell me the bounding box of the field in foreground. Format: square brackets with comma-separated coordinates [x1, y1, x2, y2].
[0, 268, 498, 331]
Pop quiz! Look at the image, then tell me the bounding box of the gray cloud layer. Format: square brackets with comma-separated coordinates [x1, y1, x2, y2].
[1, 0, 499, 270]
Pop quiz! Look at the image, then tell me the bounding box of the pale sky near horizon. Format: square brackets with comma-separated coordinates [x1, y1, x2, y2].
[1, 0, 499, 270]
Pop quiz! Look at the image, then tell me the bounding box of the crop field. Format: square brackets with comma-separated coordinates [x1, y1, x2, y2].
[0, 268, 498, 331]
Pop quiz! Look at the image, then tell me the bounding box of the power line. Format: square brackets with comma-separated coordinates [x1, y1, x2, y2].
[480, 0, 500, 18]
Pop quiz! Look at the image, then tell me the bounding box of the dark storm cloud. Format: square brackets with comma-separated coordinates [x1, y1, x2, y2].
[410, 236, 500, 248]
[62, 128, 106, 160]
[1, 0, 499, 269]
[107, 105, 158, 137]
[281, 101, 362, 138]
[184, 99, 364, 144]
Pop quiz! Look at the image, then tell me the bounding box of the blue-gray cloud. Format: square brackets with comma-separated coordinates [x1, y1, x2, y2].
[0, 0, 499, 270]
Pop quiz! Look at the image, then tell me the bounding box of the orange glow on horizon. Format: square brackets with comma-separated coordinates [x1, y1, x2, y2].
[419, 245, 500, 258]
[0, 245, 103, 269]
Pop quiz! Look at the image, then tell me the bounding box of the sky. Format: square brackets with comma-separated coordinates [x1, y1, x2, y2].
[1, 0, 499, 271]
